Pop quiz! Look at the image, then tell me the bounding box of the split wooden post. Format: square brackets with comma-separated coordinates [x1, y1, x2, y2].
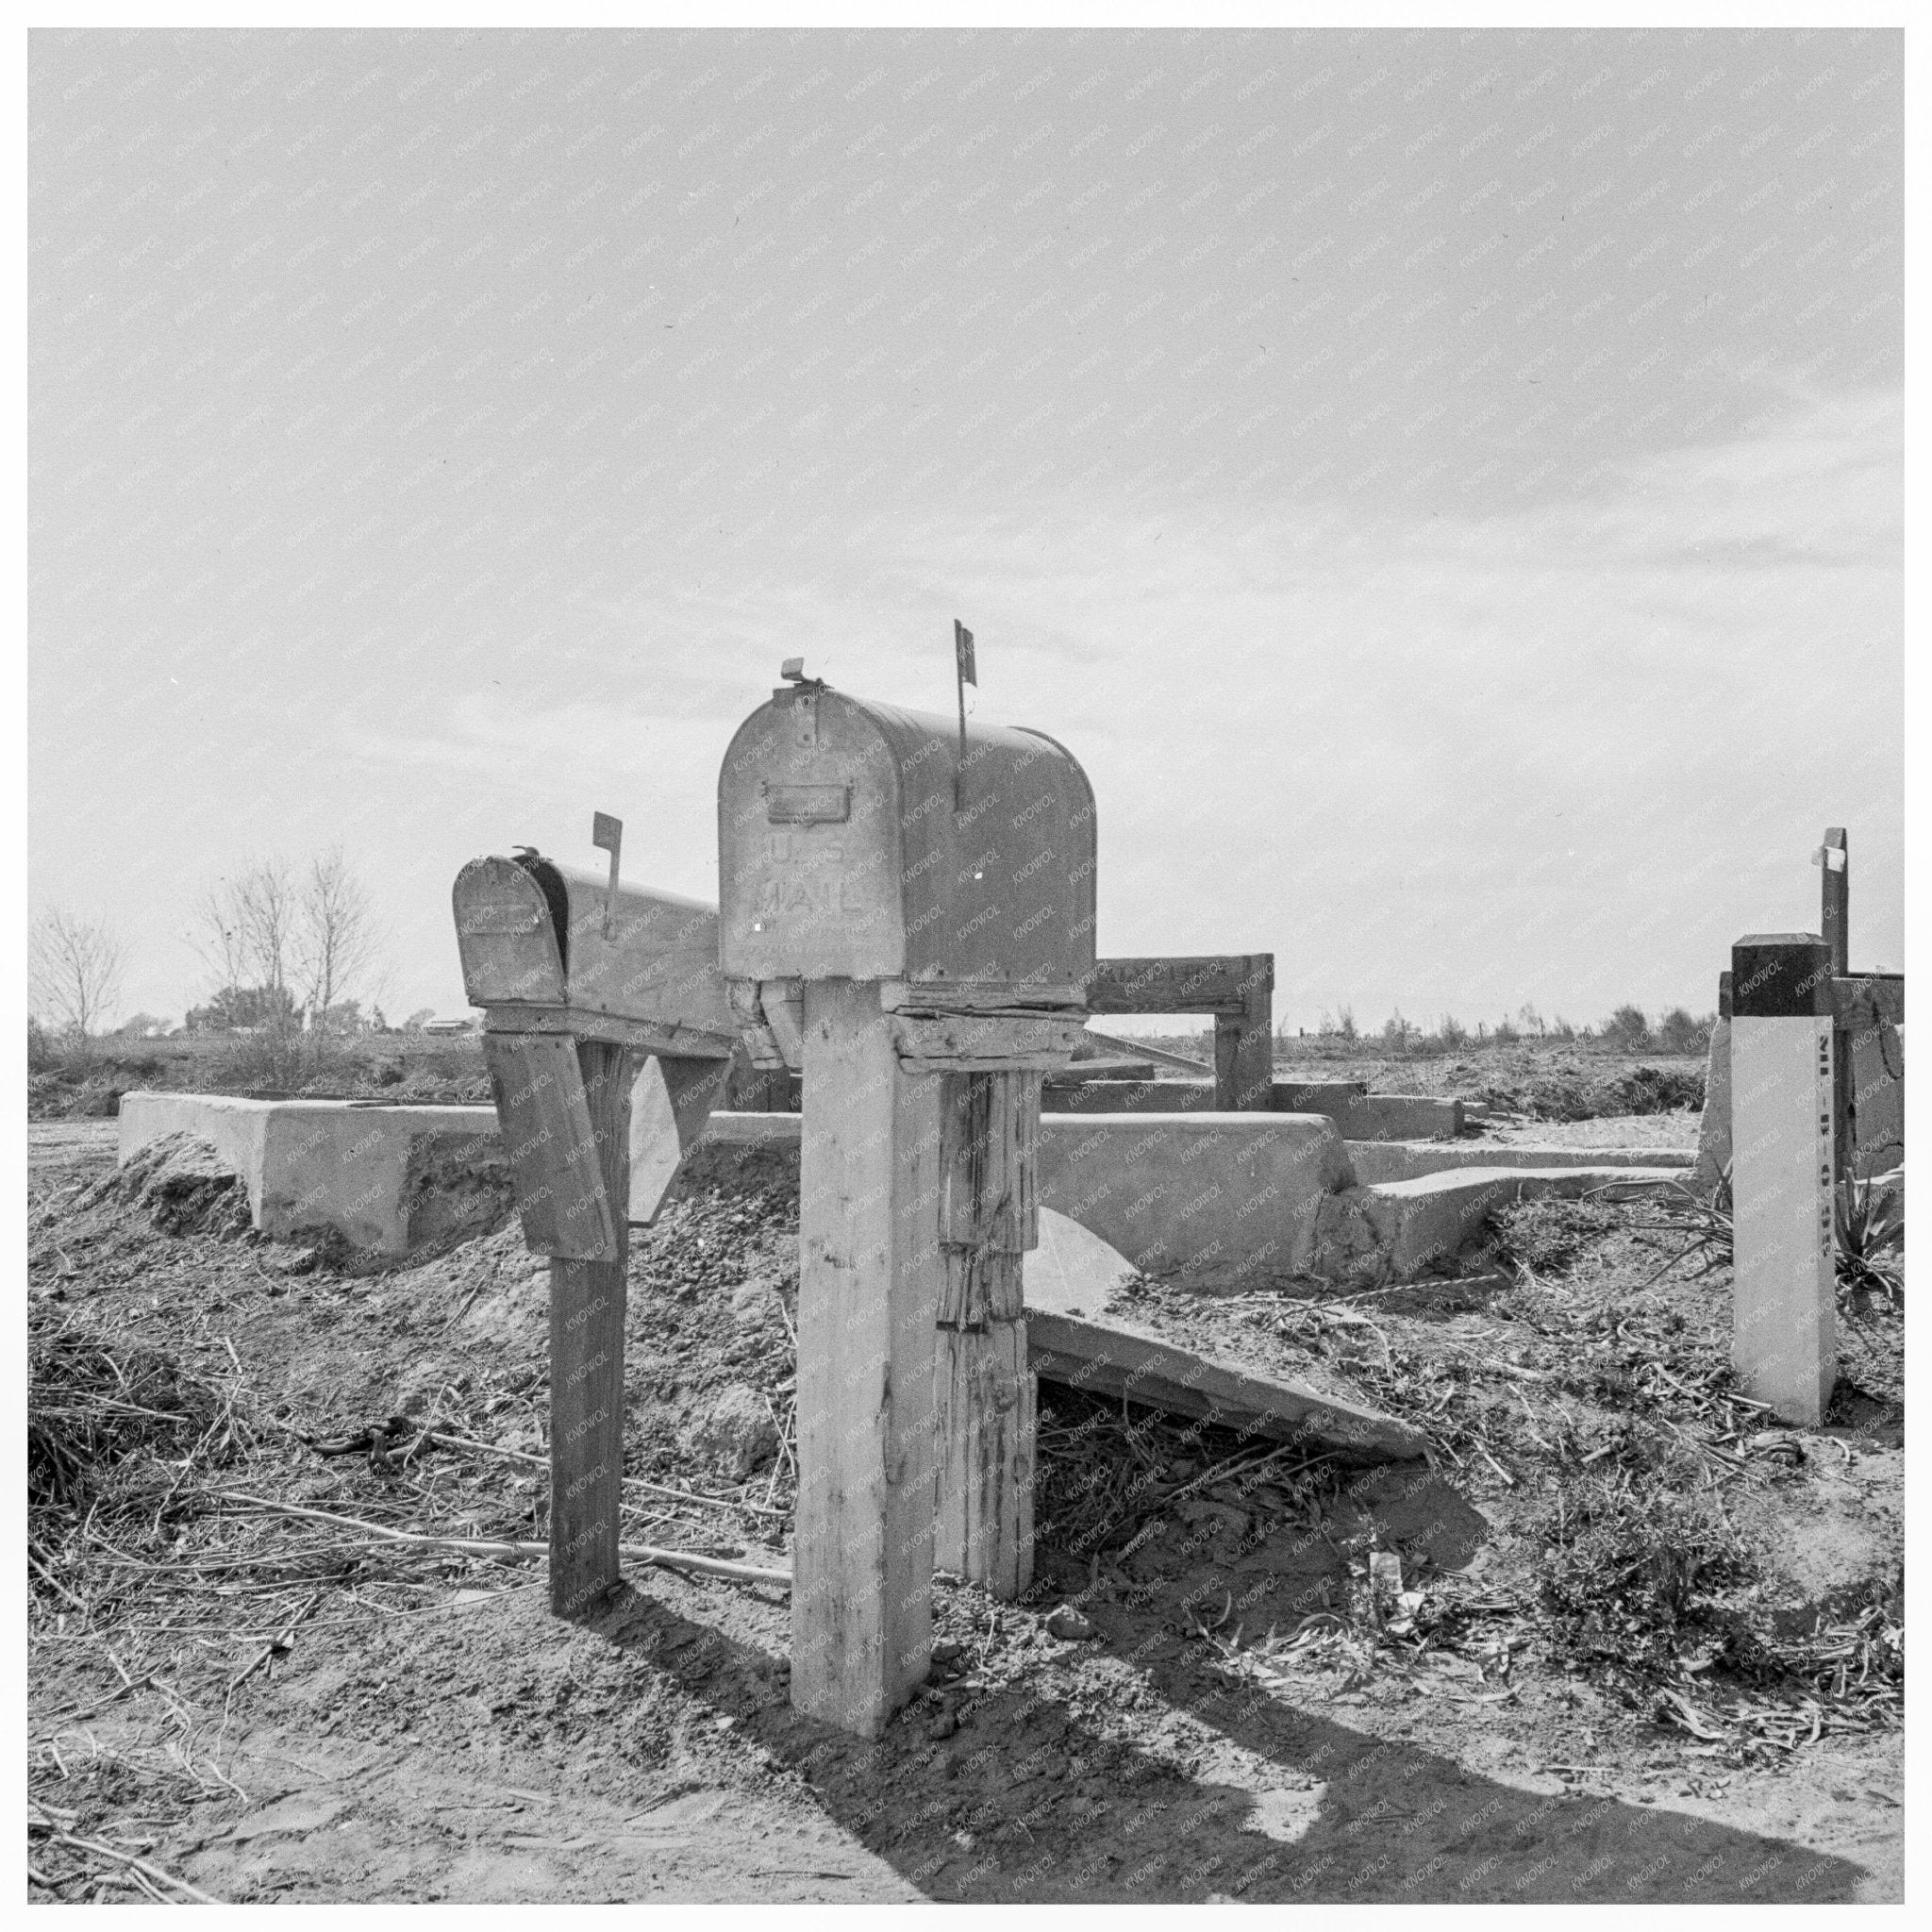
[933, 1070, 1040, 1598]
[1819, 827, 1849, 976]
[1729, 935, 1836, 1425]
[1214, 953, 1276, 1110]
[1816, 828, 1855, 1188]
[791, 979, 941, 1737]
[545, 1040, 634, 1617]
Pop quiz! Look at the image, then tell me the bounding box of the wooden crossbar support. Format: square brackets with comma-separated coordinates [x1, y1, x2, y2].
[627, 1052, 734, 1224]
[482, 1033, 618, 1260]
[1084, 954, 1274, 1108]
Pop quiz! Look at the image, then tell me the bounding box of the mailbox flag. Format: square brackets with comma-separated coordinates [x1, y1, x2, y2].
[954, 619, 976, 688]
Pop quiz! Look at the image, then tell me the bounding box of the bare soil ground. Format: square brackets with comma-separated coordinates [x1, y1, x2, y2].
[26, 1118, 1900, 1904]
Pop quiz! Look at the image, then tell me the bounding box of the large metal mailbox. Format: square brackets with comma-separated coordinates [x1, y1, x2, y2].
[453, 852, 737, 1048]
[717, 683, 1097, 991]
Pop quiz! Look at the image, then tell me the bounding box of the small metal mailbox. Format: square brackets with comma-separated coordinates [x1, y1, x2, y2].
[453, 853, 737, 1048]
[717, 683, 1097, 990]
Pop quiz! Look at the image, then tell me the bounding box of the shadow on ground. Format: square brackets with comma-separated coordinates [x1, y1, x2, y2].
[582, 1579, 1862, 1903]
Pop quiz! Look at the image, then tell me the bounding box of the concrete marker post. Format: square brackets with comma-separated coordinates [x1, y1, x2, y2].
[1729, 934, 1836, 1425]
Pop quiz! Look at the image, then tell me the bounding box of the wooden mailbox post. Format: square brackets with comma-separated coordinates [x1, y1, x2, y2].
[453, 841, 739, 1615]
[719, 673, 1095, 1736]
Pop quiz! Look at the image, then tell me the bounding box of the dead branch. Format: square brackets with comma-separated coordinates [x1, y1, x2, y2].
[207, 1491, 791, 1588]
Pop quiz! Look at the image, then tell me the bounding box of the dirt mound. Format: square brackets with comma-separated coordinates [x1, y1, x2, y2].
[100, 1130, 252, 1238]
[1461, 1060, 1703, 1122]
[27, 1070, 128, 1119]
[1591, 1063, 1705, 1115]
[1393, 1047, 1707, 1122]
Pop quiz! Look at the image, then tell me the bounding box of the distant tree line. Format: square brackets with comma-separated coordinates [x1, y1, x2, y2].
[187, 849, 385, 1038]
[1295, 1002, 1715, 1056]
[29, 850, 395, 1076]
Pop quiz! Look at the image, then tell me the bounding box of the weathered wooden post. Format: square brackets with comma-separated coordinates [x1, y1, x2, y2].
[454, 837, 739, 1615]
[1814, 827, 1856, 1189]
[933, 1068, 1039, 1597]
[719, 669, 1094, 1735]
[1216, 953, 1276, 1109]
[1818, 826, 1849, 977]
[1729, 933, 1836, 1425]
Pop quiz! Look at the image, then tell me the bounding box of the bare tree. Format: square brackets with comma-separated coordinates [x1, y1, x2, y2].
[294, 847, 381, 1024]
[232, 857, 298, 997]
[194, 858, 299, 1004]
[29, 907, 127, 1049]
[190, 880, 251, 995]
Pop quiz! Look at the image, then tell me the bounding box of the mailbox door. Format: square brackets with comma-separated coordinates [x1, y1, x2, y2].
[454, 857, 567, 1007]
[719, 693, 906, 981]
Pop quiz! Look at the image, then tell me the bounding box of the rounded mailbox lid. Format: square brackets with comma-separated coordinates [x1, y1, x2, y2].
[718, 685, 1096, 989]
[453, 855, 567, 1008]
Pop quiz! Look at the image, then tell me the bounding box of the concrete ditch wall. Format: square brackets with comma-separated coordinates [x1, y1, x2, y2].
[1348, 1141, 1693, 1185]
[1033, 1113, 1354, 1283]
[117, 1091, 1683, 1286]
[117, 1093, 503, 1256]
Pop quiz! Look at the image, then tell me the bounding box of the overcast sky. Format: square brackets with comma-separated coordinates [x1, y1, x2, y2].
[29, 25, 1902, 1032]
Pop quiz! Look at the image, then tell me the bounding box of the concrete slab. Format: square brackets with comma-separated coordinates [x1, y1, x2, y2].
[1037, 1079, 1457, 1141]
[1347, 1141, 1695, 1185]
[1314, 1163, 1686, 1285]
[1023, 1205, 1141, 1317]
[1326, 1093, 1462, 1141]
[1024, 1214, 1425, 1460]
